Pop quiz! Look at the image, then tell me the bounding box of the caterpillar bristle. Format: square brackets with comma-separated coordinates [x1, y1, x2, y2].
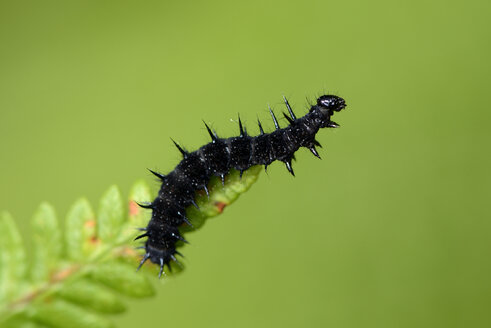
[328, 121, 340, 128]
[134, 233, 149, 241]
[136, 202, 153, 209]
[171, 139, 188, 158]
[285, 160, 295, 176]
[283, 96, 297, 120]
[169, 230, 188, 243]
[181, 216, 194, 228]
[283, 112, 294, 124]
[269, 105, 280, 130]
[137, 253, 150, 271]
[309, 146, 321, 159]
[190, 199, 200, 210]
[170, 254, 183, 268]
[158, 258, 165, 278]
[203, 185, 210, 198]
[238, 115, 246, 137]
[148, 169, 166, 180]
[203, 121, 217, 141]
[257, 118, 265, 135]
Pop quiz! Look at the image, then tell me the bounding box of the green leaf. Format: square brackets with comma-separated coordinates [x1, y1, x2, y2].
[65, 198, 97, 261]
[219, 166, 262, 203]
[30, 203, 61, 284]
[0, 211, 27, 303]
[90, 262, 155, 298]
[115, 180, 152, 243]
[183, 166, 262, 231]
[1, 312, 49, 328]
[127, 180, 151, 228]
[31, 299, 114, 328]
[0, 164, 263, 326]
[58, 279, 126, 313]
[97, 186, 124, 243]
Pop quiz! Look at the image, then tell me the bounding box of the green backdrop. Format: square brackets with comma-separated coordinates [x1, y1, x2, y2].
[1, 0, 490, 327]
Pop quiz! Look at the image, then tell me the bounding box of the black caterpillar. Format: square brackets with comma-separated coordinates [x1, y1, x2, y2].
[136, 94, 346, 277]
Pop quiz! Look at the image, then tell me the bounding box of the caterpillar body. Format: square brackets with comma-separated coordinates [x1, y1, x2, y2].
[136, 94, 347, 277]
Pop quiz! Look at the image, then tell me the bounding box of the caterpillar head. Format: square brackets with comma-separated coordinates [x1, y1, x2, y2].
[317, 95, 346, 112]
[315, 95, 346, 128]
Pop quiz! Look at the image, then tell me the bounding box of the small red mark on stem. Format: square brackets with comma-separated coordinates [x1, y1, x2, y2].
[84, 220, 96, 228]
[215, 202, 227, 213]
[52, 267, 76, 282]
[129, 200, 139, 216]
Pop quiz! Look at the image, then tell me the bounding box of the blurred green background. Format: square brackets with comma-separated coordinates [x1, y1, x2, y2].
[1, 0, 490, 327]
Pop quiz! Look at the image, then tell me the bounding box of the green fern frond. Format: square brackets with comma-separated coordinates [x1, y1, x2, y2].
[0, 166, 261, 327]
